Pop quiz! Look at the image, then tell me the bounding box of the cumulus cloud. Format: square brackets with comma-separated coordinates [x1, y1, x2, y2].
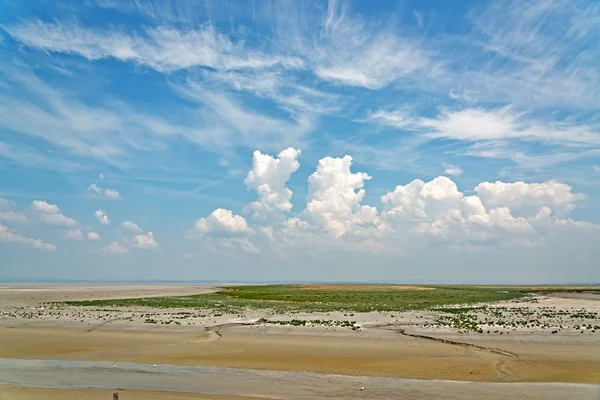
[94, 209, 110, 225]
[244, 147, 301, 218]
[0, 223, 56, 251]
[0, 197, 27, 224]
[187, 208, 250, 238]
[88, 178, 121, 200]
[133, 231, 159, 249]
[186, 150, 598, 255]
[31, 200, 76, 227]
[377, 176, 588, 244]
[121, 220, 142, 233]
[305, 155, 378, 237]
[378, 176, 467, 240]
[0, 211, 27, 224]
[103, 241, 127, 254]
[474, 181, 585, 217]
[67, 229, 100, 240]
[66, 229, 83, 240]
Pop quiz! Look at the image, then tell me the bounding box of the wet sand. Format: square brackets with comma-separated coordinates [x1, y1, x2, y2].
[1, 284, 599, 399]
[0, 385, 269, 400]
[1, 326, 599, 383]
[0, 359, 598, 400]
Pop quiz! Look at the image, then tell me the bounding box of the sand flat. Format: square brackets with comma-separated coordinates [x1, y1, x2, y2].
[1, 284, 599, 399]
[0, 386, 272, 400]
[1, 325, 599, 383]
[1, 359, 598, 400]
[0, 284, 217, 307]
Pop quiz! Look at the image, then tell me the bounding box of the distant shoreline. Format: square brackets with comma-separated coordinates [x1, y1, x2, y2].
[2, 279, 600, 286]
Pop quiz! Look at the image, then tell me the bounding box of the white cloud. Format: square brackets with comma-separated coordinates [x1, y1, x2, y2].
[103, 241, 127, 254]
[0, 198, 16, 211]
[368, 107, 600, 172]
[223, 237, 260, 254]
[0, 65, 236, 167]
[3, 13, 436, 91]
[178, 148, 599, 260]
[88, 183, 121, 200]
[0, 141, 82, 172]
[275, 0, 437, 89]
[31, 200, 76, 227]
[170, 80, 314, 152]
[30, 200, 60, 214]
[443, 164, 463, 177]
[474, 181, 585, 217]
[0, 197, 27, 224]
[371, 107, 600, 148]
[305, 155, 378, 237]
[187, 208, 250, 238]
[0, 223, 56, 251]
[203, 70, 340, 115]
[94, 209, 110, 225]
[120, 220, 142, 233]
[244, 148, 301, 218]
[458, 0, 600, 110]
[66, 229, 83, 240]
[0, 211, 27, 224]
[377, 176, 589, 244]
[3, 20, 302, 73]
[382, 176, 463, 222]
[134, 231, 159, 249]
[87, 231, 100, 240]
[459, 196, 534, 234]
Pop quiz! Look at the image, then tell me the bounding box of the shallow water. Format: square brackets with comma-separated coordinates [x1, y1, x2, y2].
[1, 358, 599, 399]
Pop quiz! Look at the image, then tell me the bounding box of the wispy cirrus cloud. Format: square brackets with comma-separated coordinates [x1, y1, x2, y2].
[450, 0, 600, 110]
[444, 164, 463, 177]
[370, 107, 600, 148]
[2, 20, 303, 73]
[171, 79, 315, 151]
[368, 107, 600, 172]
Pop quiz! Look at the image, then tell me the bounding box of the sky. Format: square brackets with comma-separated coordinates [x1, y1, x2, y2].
[1, 0, 600, 283]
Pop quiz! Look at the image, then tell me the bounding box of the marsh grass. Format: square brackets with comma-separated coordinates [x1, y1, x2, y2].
[61, 285, 528, 313]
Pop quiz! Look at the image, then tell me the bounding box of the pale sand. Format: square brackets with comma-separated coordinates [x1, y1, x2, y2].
[0, 284, 217, 307]
[1, 322, 599, 383]
[1, 285, 599, 399]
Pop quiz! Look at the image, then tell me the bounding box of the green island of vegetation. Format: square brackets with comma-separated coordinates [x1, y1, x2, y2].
[58, 284, 598, 313]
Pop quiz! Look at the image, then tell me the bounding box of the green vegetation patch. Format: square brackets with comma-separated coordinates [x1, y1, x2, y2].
[61, 284, 527, 313]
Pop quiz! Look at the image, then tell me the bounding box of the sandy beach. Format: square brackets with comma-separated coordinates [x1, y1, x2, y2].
[1, 284, 599, 399]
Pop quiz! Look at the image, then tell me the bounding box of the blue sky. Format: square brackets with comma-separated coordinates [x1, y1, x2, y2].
[1, 0, 599, 283]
